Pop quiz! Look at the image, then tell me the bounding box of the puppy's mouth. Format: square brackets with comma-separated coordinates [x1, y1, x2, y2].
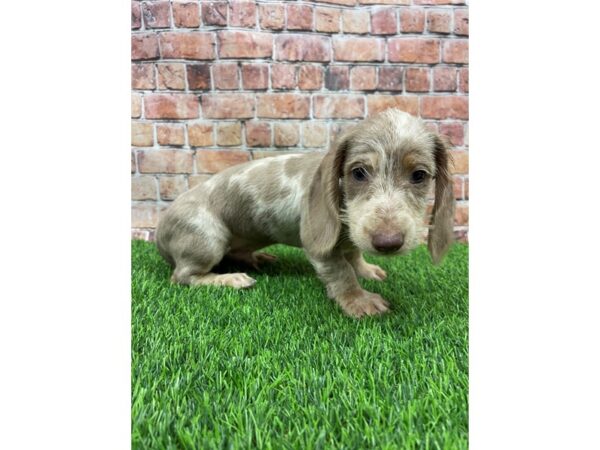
[373, 248, 401, 256]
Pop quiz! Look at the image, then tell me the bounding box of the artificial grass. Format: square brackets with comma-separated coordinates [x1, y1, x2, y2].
[132, 241, 468, 450]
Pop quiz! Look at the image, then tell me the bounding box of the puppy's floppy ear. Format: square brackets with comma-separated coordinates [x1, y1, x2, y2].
[301, 133, 349, 257]
[428, 134, 455, 265]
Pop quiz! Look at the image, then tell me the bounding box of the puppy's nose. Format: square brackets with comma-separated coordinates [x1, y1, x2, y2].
[371, 233, 404, 253]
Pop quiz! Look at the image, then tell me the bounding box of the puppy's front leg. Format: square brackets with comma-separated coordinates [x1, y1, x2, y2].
[345, 249, 387, 281]
[308, 252, 389, 318]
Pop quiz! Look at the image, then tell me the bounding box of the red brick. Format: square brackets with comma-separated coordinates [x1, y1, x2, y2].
[298, 65, 323, 90]
[132, 93, 142, 118]
[132, 176, 157, 201]
[271, 64, 296, 89]
[159, 176, 188, 200]
[229, 1, 257, 27]
[201, 94, 255, 118]
[367, 95, 419, 116]
[245, 121, 272, 147]
[350, 66, 377, 90]
[359, 0, 409, 4]
[275, 35, 330, 62]
[131, 229, 152, 241]
[342, 9, 369, 34]
[433, 67, 457, 92]
[131, 151, 137, 173]
[160, 32, 215, 60]
[241, 64, 269, 90]
[287, 4, 313, 31]
[316, 7, 341, 33]
[452, 176, 463, 200]
[259, 3, 284, 30]
[459, 68, 468, 93]
[138, 149, 194, 173]
[252, 150, 301, 160]
[399, 9, 425, 33]
[196, 150, 250, 173]
[173, 2, 200, 28]
[132, 203, 159, 228]
[216, 123, 242, 146]
[132, 34, 159, 60]
[388, 38, 440, 63]
[423, 121, 439, 134]
[371, 8, 397, 35]
[405, 68, 430, 92]
[218, 31, 273, 58]
[414, 0, 466, 5]
[443, 40, 468, 64]
[144, 94, 199, 119]
[132, 63, 155, 90]
[157, 63, 185, 90]
[314, 95, 365, 118]
[421, 96, 468, 119]
[187, 64, 211, 90]
[213, 63, 239, 90]
[274, 123, 300, 147]
[157, 124, 185, 146]
[330, 122, 357, 144]
[188, 174, 212, 189]
[132, 121, 153, 147]
[454, 203, 468, 226]
[188, 122, 214, 146]
[463, 177, 469, 199]
[257, 94, 310, 118]
[377, 66, 403, 91]
[142, 1, 171, 28]
[450, 150, 468, 174]
[427, 10, 451, 34]
[132, 2, 141, 29]
[302, 122, 328, 147]
[333, 37, 384, 62]
[319, 0, 356, 5]
[439, 122, 464, 147]
[454, 9, 469, 36]
[202, 2, 227, 26]
[325, 66, 349, 90]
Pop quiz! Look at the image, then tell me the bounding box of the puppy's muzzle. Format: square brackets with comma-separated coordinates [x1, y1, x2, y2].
[371, 232, 404, 253]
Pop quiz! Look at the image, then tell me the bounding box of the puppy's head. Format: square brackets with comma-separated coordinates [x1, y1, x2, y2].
[303, 109, 455, 264]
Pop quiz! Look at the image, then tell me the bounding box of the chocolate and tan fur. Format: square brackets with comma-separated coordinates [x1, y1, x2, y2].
[156, 109, 455, 318]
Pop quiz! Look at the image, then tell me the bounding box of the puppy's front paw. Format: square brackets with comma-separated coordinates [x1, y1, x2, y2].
[338, 290, 390, 318]
[357, 262, 387, 281]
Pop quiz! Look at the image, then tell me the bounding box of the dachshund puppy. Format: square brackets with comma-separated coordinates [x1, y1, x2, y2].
[156, 109, 455, 318]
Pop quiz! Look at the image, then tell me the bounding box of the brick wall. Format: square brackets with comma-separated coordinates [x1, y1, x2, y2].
[131, 0, 469, 241]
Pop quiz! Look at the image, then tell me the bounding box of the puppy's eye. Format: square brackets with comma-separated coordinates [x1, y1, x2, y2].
[410, 170, 427, 184]
[351, 167, 368, 182]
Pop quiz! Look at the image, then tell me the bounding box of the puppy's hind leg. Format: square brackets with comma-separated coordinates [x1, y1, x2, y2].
[168, 219, 256, 289]
[172, 258, 257, 289]
[186, 271, 256, 289]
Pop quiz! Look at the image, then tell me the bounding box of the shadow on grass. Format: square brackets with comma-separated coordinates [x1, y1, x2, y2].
[215, 251, 314, 276]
